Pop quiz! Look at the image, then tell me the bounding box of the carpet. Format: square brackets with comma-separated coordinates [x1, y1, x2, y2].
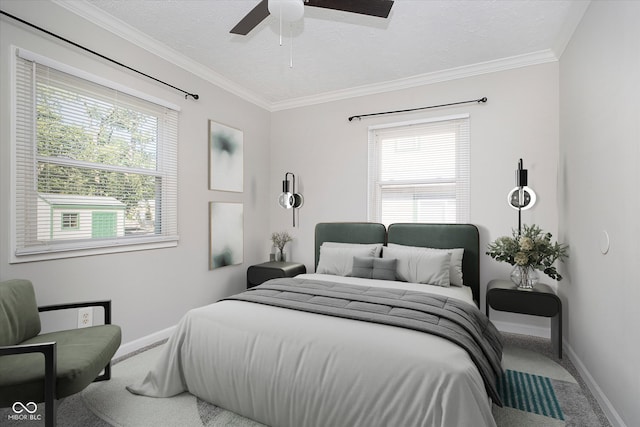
[492, 340, 602, 426]
[0, 333, 609, 427]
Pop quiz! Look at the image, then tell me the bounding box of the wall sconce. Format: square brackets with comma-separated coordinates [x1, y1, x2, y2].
[507, 158, 537, 234]
[278, 172, 303, 227]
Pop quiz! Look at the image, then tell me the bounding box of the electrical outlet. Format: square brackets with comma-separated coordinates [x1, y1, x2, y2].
[78, 307, 93, 328]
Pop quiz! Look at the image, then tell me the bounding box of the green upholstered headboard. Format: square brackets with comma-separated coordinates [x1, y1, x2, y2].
[314, 222, 480, 307]
[314, 222, 386, 269]
[387, 223, 480, 306]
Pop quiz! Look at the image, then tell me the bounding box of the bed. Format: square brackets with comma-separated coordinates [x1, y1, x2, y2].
[128, 222, 503, 427]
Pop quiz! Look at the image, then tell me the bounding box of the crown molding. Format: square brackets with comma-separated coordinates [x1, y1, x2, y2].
[270, 50, 558, 111]
[52, 0, 272, 110]
[54, 1, 558, 113]
[552, 0, 591, 58]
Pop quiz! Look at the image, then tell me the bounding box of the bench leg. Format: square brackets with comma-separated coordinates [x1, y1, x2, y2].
[43, 344, 57, 427]
[94, 362, 112, 382]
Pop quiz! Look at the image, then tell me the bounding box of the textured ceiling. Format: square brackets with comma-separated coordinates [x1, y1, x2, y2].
[59, 0, 588, 109]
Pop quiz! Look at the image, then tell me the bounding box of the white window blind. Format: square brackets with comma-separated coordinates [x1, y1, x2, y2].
[368, 115, 470, 226]
[13, 51, 179, 260]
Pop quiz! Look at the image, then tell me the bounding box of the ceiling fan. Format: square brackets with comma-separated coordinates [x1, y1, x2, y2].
[230, 0, 395, 35]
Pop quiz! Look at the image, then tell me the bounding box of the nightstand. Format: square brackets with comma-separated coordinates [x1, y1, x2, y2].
[486, 279, 562, 358]
[246, 261, 306, 288]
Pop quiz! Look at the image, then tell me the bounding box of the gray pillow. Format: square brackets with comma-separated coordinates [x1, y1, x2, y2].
[350, 257, 397, 281]
[373, 258, 397, 281]
[351, 256, 374, 279]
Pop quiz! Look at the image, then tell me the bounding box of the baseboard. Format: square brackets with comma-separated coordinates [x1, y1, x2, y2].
[495, 320, 625, 426]
[114, 325, 176, 358]
[563, 341, 627, 427]
[492, 320, 551, 338]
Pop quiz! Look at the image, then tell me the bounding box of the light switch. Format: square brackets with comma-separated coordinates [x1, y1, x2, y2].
[599, 230, 610, 255]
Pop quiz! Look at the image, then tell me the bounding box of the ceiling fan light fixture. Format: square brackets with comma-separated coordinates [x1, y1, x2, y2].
[231, 0, 393, 36]
[268, 0, 304, 22]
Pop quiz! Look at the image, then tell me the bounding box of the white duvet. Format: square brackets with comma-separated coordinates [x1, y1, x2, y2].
[128, 274, 497, 427]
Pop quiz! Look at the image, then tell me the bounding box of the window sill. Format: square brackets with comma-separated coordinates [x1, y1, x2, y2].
[11, 237, 178, 263]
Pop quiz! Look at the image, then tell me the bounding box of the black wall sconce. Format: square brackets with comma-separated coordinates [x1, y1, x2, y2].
[507, 158, 537, 234]
[278, 172, 304, 227]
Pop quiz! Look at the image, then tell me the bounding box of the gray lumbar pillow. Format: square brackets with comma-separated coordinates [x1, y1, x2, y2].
[372, 257, 397, 281]
[351, 256, 375, 279]
[350, 257, 397, 281]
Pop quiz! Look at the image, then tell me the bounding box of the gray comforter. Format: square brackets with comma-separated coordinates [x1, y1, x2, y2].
[225, 277, 504, 406]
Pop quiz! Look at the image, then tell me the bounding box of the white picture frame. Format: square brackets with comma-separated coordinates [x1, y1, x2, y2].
[209, 120, 243, 192]
[209, 202, 243, 270]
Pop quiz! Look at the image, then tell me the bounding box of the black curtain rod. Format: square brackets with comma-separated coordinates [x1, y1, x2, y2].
[1, 10, 199, 100]
[348, 97, 487, 121]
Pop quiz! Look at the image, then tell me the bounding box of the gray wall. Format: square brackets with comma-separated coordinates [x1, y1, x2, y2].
[2, 1, 637, 425]
[559, 2, 640, 426]
[0, 0, 272, 351]
[270, 62, 561, 335]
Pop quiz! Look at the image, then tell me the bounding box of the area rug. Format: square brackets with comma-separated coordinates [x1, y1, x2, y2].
[492, 340, 603, 426]
[0, 335, 606, 427]
[88, 339, 604, 427]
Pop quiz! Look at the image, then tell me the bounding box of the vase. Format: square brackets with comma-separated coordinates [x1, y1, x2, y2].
[510, 265, 539, 289]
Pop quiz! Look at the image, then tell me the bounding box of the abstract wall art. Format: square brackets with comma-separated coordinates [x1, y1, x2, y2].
[209, 120, 243, 192]
[209, 202, 243, 270]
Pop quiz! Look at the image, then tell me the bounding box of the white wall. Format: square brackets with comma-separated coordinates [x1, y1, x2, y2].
[559, 2, 640, 426]
[0, 0, 271, 348]
[2, 1, 636, 425]
[270, 62, 561, 332]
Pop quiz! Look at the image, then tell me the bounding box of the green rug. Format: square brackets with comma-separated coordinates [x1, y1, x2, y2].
[0, 335, 606, 426]
[498, 369, 564, 420]
[492, 341, 603, 426]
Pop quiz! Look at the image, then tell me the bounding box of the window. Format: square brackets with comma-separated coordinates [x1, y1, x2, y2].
[368, 115, 470, 226]
[61, 213, 79, 230]
[13, 49, 179, 261]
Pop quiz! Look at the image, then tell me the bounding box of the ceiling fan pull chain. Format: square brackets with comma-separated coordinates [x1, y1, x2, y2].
[279, 6, 283, 46]
[289, 23, 294, 68]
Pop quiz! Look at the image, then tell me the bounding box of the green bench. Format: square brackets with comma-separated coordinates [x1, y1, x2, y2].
[0, 279, 121, 427]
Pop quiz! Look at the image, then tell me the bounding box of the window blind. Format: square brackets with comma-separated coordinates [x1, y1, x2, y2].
[368, 115, 470, 226]
[14, 51, 179, 260]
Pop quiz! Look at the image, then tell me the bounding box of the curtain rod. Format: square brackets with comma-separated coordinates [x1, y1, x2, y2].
[348, 97, 487, 121]
[1, 10, 199, 100]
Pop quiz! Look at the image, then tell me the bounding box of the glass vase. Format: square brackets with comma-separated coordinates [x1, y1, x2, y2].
[510, 265, 539, 289]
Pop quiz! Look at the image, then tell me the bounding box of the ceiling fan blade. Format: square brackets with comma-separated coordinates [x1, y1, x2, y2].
[304, 0, 394, 18]
[230, 0, 270, 35]
[231, 0, 393, 35]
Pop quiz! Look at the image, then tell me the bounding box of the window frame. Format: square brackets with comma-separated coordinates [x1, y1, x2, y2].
[10, 47, 180, 263]
[367, 114, 471, 226]
[61, 213, 80, 230]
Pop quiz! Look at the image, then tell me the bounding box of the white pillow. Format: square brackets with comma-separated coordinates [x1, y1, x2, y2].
[387, 243, 464, 286]
[321, 242, 383, 257]
[383, 245, 452, 287]
[316, 245, 378, 276]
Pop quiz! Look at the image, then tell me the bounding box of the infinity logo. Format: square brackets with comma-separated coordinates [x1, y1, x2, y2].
[12, 401, 38, 414]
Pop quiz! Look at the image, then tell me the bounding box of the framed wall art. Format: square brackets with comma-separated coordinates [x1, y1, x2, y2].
[209, 202, 243, 270]
[209, 120, 243, 192]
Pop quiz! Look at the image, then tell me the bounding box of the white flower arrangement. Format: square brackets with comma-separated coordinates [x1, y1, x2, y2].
[271, 231, 292, 253]
[486, 224, 569, 281]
